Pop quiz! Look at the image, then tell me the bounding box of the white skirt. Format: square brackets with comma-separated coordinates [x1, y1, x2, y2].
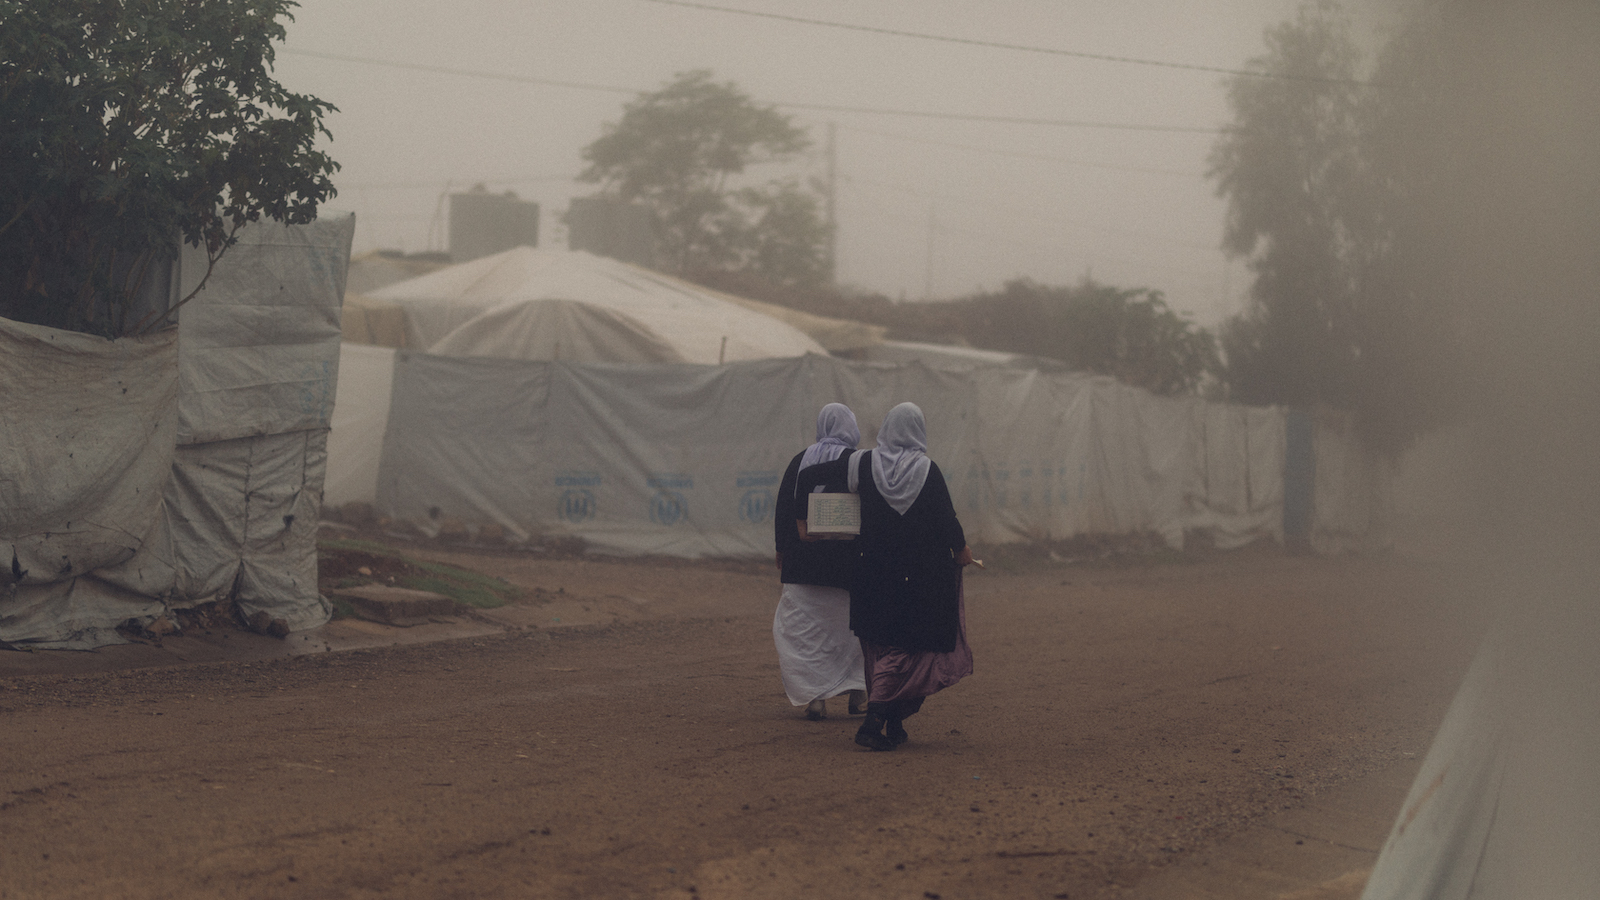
[773, 583, 866, 706]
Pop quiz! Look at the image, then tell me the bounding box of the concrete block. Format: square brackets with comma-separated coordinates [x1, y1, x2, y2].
[331, 585, 455, 626]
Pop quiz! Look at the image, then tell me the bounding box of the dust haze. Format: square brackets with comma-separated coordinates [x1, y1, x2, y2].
[277, 0, 1392, 325]
[1388, 4, 1600, 888]
[1406, 2, 1600, 580]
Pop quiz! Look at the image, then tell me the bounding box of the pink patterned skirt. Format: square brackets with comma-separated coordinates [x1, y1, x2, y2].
[860, 583, 973, 703]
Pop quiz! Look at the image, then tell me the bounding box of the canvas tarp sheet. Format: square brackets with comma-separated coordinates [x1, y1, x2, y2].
[1361, 583, 1600, 900]
[0, 216, 352, 648]
[367, 247, 828, 364]
[176, 217, 351, 444]
[324, 343, 396, 508]
[94, 429, 331, 627]
[429, 297, 685, 364]
[341, 293, 413, 348]
[0, 317, 179, 648]
[1310, 408, 1393, 554]
[371, 353, 1311, 557]
[142, 216, 352, 626]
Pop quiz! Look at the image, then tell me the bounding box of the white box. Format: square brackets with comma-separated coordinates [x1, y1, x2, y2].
[806, 492, 860, 537]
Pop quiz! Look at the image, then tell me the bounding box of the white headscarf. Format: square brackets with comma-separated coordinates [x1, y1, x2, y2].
[798, 402, 859, 473]
[870, 402, 932, 515]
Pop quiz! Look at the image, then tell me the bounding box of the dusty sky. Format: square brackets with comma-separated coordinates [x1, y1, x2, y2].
[275, 0, 1395, 326]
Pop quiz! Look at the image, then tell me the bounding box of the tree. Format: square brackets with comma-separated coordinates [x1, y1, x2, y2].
[0, 0, 338, 337]
[733, 180, 831, 290]
[579, 70, 829, 289]
[1208, 0, 1365, 411]
[958, 279, 1219, 395]
[1341, 4, 1473, 447]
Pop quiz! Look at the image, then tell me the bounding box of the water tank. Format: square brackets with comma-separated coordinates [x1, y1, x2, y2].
[566, 195, 654, 268]
[449, 190, 539, 263]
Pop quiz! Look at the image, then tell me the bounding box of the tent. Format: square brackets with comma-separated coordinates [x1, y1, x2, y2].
[344, 249, 449, 296]
[860, 339, 1043, 371]
[353, 352, 1366, 558]
[429, 298, 685, 364]
[325, 248, 1385, 557]
[340, 293, 411, 348]
[364, 246, 828, 364]
[324, 342, 397, 509]
[1, 216, 354, 648]
[707, 291, 886, 356]
[325, 248, 848, 506]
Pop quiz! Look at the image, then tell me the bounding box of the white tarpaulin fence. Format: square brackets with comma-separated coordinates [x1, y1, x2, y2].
[0, 216, 353, 648]
[0, 319, 179, 647]
[366, 352, 1368, 557]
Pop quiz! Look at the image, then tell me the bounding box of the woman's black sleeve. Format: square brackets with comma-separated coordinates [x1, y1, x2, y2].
[774, 453, 804, 555]
[924, 462, 966, 552]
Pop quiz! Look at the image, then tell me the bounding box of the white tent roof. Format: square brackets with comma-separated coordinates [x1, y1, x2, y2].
[367, 247, 827, 364]
[429, 298, 685, 364]
[861, 339, 1038, 371]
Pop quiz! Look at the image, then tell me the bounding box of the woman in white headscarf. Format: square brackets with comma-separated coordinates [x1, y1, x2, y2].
[772, 403, 868, 720]
[798, 402, 974, 751]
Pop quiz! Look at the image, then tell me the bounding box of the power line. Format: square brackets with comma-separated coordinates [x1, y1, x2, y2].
[282, 47, 1227, 133]
[843, 174, 1220, 253]
[837, 124, 1206, 177]
[338, 174, 579, 191]
[282, 48, 638, 95]
[839, 196, 1223, 301]
[785, 102, 1223, 133]
[633, 0, 1372, 86]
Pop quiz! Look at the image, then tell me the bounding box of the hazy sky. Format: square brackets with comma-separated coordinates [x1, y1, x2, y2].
[274, 0, 1394, 326]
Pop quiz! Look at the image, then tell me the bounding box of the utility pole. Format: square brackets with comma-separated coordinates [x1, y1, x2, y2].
[826, 121, 837, 286]
[924, 203, 936, 301]
[426, 180, 452, 254]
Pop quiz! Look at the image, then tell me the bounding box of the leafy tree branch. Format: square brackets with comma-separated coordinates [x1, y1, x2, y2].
[0, 0, 339, 336]
[579, 70, 829, 290]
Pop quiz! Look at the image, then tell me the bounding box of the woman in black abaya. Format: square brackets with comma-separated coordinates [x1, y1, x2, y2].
[799, 402, 974, 751]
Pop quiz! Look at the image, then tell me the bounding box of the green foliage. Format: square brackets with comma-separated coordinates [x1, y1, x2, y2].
[956, 279, 1219, 395]
[318, 537, 522, 609]
[396, 575, 508, 610]
[1341, 5, 1472, 448]
[1209, 0, 1511, 453]
[0, 0, 338, 336]
[732, 180, 831, 290]
[580, 70, 829, 289]
[682, 271, 1218, 396]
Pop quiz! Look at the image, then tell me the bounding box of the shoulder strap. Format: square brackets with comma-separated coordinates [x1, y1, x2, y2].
[846, 449, 867, 493]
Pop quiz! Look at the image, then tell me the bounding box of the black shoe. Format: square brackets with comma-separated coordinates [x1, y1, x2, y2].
[847, 690, 867, 716]
[805, 698, 826, 721]
[886, 719, 909, 746]
[855, 729, 895, 751]
[855, 714, 895, 751]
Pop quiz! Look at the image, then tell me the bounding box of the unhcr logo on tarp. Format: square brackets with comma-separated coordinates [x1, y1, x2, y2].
[560, 490, 595, 522]
[647, 474, 692, 526]
[556, 471, 601, 522]
[737, 471, 778, 524]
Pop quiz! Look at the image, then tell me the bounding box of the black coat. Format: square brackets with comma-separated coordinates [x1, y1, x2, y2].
[773, 449, 855, 589]
[799, 451, 966, 652]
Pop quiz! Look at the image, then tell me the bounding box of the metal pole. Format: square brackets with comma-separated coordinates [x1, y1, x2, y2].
[826, 121, 837, 286]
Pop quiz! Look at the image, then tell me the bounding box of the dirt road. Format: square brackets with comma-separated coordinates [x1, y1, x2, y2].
[0, 546, 1481, 899]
